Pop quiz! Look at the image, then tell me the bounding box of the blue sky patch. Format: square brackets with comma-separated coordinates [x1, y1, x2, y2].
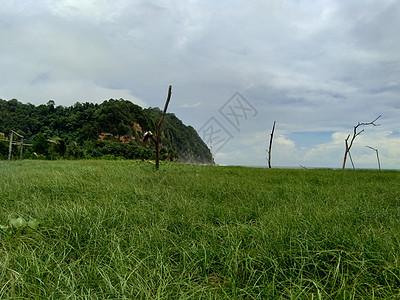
[389, 131, 400, 137]
[289, 131, 335, 149]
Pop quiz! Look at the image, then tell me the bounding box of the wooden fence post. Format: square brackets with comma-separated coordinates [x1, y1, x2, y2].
[8, 131, 13, 162]
[20, 138, 24, 161]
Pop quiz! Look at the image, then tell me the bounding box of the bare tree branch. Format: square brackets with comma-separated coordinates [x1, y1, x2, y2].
[342, 115, 381, 169]
[348, 151, 355, 170]
[366, 145, 381, 170]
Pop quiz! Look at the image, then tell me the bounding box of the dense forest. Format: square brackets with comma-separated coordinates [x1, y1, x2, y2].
[0, 98, 212, 163]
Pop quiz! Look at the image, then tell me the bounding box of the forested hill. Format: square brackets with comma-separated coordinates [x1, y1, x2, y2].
[0, 98, 212, 163]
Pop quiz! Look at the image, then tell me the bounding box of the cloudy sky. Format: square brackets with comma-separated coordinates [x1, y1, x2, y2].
[1, 0, 400, 169]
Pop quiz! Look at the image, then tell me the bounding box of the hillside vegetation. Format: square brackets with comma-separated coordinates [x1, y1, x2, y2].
[1, 160, 399, 298]
[0, 98, 211, 163]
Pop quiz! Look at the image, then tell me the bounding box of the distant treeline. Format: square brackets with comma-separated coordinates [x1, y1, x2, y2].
[0, 98, 211, 163]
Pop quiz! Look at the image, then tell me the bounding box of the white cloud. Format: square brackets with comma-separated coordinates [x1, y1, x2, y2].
[179, 102, 202, 108]
[1, 78, 147, 107]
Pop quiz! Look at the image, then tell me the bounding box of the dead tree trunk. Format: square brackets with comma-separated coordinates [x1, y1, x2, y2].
[342, 115, 381, 169]
[155, 85, 172, 169]
[267, 121, 276, 168]
[143, 85, 172, 170]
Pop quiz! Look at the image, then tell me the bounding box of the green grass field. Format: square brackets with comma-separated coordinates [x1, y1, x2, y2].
[1, 160, 400, 299]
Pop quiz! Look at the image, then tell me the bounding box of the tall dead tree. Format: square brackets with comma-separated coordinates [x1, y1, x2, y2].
[143, 85, 172, 170]
[342, 115, 381, 169]
[266, 121, 276, 168]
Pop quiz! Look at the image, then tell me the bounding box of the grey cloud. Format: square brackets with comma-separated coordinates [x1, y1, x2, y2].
[0, 0, 399, 167]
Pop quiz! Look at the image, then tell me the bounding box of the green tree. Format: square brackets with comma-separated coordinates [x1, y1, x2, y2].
[33, 133, 49, 156]
[0, 98, 211, 163]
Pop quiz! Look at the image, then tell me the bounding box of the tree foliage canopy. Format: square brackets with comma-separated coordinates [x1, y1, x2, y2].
[0, 98, 211, 163]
